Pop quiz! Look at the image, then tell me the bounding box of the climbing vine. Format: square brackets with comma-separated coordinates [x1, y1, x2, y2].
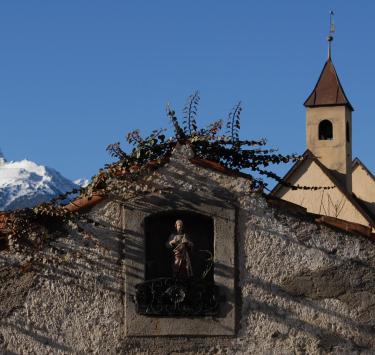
[2, 93, 334, 252]
[103, 94, 323, 191]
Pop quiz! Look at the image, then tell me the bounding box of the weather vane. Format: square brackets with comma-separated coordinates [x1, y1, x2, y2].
[327, 10, 335, 59]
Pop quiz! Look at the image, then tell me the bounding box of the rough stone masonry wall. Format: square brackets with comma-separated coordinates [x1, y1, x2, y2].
[1, 145, 375, 354]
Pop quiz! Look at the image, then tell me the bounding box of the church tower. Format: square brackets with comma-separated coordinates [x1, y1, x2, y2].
[271, 13, 375, 232]
[304, 18, 353, 193]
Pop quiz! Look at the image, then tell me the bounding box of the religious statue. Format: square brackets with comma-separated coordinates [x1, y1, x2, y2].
[167, 219, 194, 279]
[135, 218, 218, 316]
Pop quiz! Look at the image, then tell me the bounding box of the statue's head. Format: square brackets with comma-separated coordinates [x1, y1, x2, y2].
[175, 219, 184, 233]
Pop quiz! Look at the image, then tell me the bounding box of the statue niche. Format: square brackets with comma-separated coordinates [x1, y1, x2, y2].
[134, 211, 218, 316]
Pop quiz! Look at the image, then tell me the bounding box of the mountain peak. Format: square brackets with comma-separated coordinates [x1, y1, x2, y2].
[0, 157, 79, 211]
[0, 149, 6, 166]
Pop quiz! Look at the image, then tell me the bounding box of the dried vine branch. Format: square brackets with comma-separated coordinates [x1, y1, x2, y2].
[3, 93, 334, 252]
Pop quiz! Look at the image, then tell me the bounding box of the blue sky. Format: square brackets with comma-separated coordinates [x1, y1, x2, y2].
[0, 1, 374, 187]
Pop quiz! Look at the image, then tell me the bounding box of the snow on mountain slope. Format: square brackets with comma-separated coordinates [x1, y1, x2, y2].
[0, 156, 79, 211]
[74, 178, 90, 188]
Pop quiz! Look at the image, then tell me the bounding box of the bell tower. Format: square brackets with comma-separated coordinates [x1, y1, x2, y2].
[304, 11, 353, 193]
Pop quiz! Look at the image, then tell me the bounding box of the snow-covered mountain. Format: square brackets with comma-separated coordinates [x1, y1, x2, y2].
[74, 178, 90, 188]
[0, 153, 81, 211]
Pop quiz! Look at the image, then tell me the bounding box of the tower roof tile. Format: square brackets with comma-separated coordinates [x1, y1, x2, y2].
[304, 59, 353, 111]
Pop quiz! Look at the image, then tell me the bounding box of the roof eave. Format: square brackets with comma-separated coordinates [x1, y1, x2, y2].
[304, 102, 354, 112]
[303, 58, 354, 111]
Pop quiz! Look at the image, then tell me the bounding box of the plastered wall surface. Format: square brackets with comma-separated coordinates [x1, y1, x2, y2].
[1, 145, 375, 354]
[275, 159, 372, 230]
[352, 163, 375, 216]
[306, 106, 352, 188]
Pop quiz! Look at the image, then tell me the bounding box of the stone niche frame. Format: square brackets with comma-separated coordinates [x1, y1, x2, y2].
[122, 193, 236, 336]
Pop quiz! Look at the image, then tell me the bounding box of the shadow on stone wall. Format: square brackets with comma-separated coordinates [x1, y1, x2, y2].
[0, 320, 73, 353]
[0, 217, 125, 353]
[244, 272, 374, 352]
[241, 213, 375, 352]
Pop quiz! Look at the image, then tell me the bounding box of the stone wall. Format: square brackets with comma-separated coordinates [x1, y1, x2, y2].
[1, 145, 375, 354]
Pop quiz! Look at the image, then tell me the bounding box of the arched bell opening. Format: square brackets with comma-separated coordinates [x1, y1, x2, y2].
[318, 119, 333, 140]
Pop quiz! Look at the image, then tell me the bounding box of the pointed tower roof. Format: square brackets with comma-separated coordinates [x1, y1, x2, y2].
[304, 58, 353, 111]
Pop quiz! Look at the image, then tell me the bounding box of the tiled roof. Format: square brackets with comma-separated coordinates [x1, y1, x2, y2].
[189, 158, 255, 181]
[270, 150, 375, 230]
[0, 213, 8, 231]
[352, 158, 375, 184]
[1, 155, 374, 243]
[304, 58, 353, 111]
[266, 195, 375, 241]
[64, 193, 105, 213]
[0, 213, 9, 246]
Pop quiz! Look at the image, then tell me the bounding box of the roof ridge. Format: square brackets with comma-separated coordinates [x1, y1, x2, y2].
[271, 153, 375, 228]
[352, 158, 375, 184]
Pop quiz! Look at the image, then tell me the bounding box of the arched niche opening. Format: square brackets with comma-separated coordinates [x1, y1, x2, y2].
[318, 119, 333, 140]
[144, 210, 214, 282]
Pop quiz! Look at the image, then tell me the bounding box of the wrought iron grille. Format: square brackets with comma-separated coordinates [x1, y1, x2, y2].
[134, 277, 219, 316]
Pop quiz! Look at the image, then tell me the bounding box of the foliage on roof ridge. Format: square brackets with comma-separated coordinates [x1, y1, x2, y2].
[2, 93, 333, 253]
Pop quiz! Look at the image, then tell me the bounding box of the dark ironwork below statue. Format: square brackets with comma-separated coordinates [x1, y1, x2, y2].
[134, 277, 219, 316]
